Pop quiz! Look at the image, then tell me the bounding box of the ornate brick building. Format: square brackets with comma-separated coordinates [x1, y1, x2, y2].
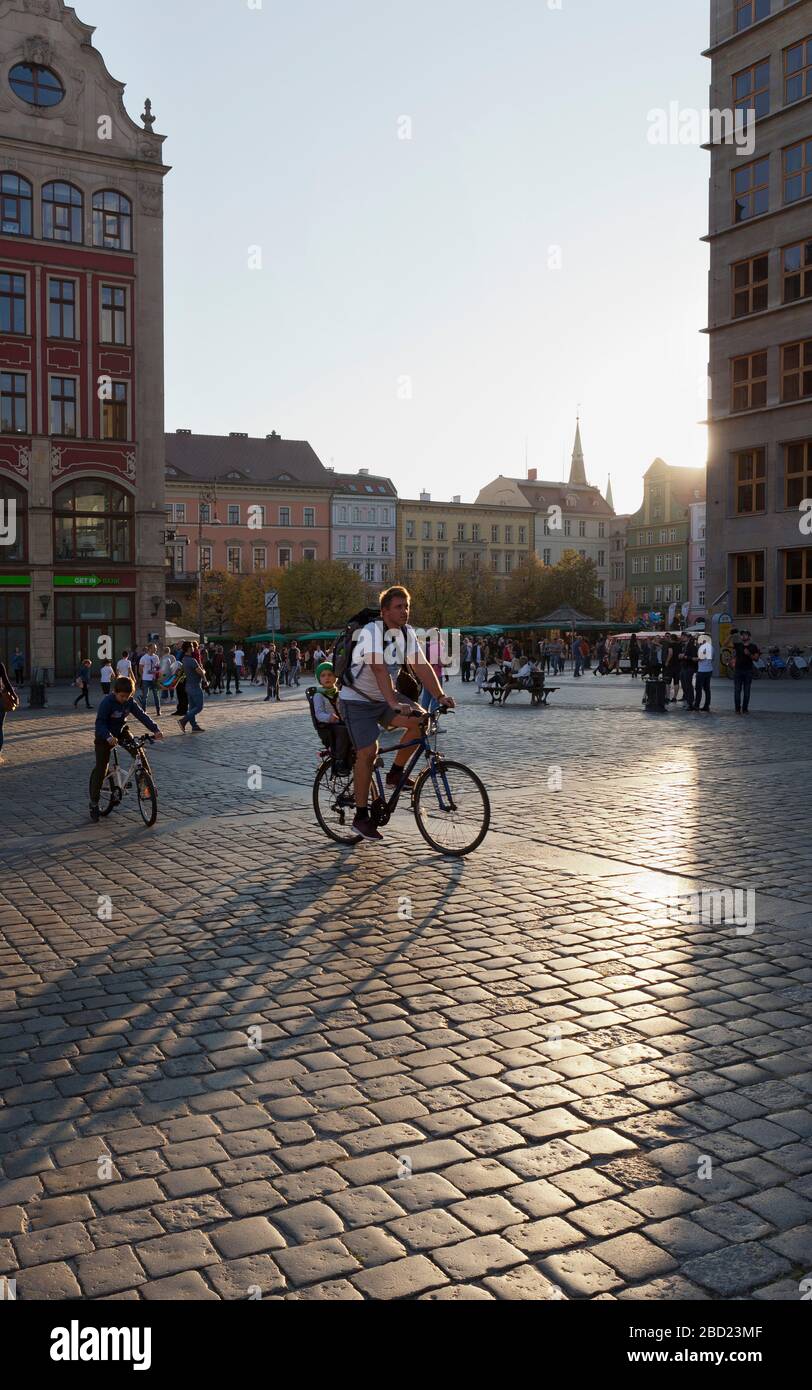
[0, 0, 168, 678]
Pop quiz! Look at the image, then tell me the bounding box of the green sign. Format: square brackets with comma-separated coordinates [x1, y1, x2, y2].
[54, 575, 121, 588]
[0, 575, 31, 587]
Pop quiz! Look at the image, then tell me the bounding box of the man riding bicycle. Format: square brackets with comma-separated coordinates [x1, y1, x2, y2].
[338, 585, 455, 841]
[89, 675, 163, 822]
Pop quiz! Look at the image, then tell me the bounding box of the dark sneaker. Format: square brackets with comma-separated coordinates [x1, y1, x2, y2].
[352, 814, 382, 840]
[191, 726, 206, 733]
[89, 803, 100, 823]
[386, 770, 414, 789]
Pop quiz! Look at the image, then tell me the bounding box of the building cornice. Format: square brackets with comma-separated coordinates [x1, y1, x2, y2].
[702, 0, 806, 58]
[702, 189, 812, 244]
[0, 135, 170, 177]
[700, 90, 812, 151]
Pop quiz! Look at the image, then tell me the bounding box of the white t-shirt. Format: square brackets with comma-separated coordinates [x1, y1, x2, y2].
[100, 663, 114, 684]
[139, 653, 159, 682]
[341, 621, 419, 705]
[234, 648, 245, 668]
[116, 657, 132, 677]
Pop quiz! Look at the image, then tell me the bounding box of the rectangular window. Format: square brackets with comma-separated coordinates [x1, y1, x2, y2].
[504, 552, 513, 573]
[422, 550, 432, 571]
[457, 553, 465, 570]
[732, 350, 768, 410]
[405, 519, 415, 538]
[380, 507, 389, 525]
[173, 503, 187, 522]
[437, 521, 446, 540]
[564, 519, 571, 536]
[784, 548, 812, 612]
[669, 528, 678, 542]
[472, 524, 480, 542]
[733, 157, 769, 221]
[303, 548, 316, 561]
[659, 529, 667, 544]
[783, 140, 812, 204]
[352, 507, 360, 523]
[406, 550, 415, 572]
[227, 504, 240, 525]
[734, 551, 765, 615]
[48, 278, 77, 338]
[698, 565, 706, 581]
[578, 520, 586, 538]
[785, 439, 812, 505]
[0, 272, 26, 334]
[338, 535, 347, 553]
[457, 523, 465, 541]
[101, 382, 128, 440]
[436, 550, 446, 572]
[698, 588, 705, 607]
[597, 550, 605, 567]
[655, 554, 663, 573]
[732, 253, 769, 316]
[736, 0, 770, 32]
[278, 547, 291, 568]
[100, 285, 127, 344]
[303, 507, 315, 527]
[50, 376, 77, 436]
[367, 534, 375, 552]
[422, 521, 431, 540]
[365, 560, 375, 581]
[227, 546, 241, 574]
[251, 504, 266, 526]
[733, 58, 770, 121]
[491, 525, 499, 542]
[338, 505, 347, 523]
[783, 241, 812, 303]
[673, 553, 682, 570]
[199, 503, 210, 523]
[380, 563, 391, 583]
[491, 551, 499, 572]
[519, 526, 526, 544]
[279, 506, 290, 526]
[200, 545, 212, 572]
[367, 508, 376, 523]
[655, 586, 663, 603]
[352, 535, 361, 553]
[543, 548, 551, 566]
[781, 339, 812, 401]
[380, 535, 389, 554]
[598, 522, 605, 538]
[734, 448, 766, 513]
[505, 525, 513, 543]
[785, 37, 812, 104]
[253, 546, 267, 571]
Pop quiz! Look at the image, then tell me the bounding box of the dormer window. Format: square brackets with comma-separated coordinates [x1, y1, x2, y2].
[226, 471, 241, 480]
[166, 468, 177, 477]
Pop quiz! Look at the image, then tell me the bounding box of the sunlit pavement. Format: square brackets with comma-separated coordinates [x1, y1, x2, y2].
[1, 676, 811, 1301]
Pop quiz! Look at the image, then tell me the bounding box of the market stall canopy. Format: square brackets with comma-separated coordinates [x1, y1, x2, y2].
[166, 622, 201, 642]
[533, 605, 608, 628]
[247, 629, 340, 643]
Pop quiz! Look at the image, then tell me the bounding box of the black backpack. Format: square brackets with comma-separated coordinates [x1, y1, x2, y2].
[332, 607, 380, 689]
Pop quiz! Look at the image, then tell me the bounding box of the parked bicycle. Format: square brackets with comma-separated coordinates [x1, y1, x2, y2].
[91, 734, 159, 827]
[313, 710, 490, 856]
[787, 646, 809, 678]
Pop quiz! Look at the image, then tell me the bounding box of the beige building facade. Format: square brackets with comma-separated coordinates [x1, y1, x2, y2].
[706, 0, 812, 643]
[397, 494, 531, 580]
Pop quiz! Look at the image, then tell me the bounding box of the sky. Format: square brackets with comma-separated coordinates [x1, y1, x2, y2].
[78, 0, 711, 515]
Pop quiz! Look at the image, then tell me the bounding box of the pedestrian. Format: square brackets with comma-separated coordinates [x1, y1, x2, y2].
[629, 632, 640, 678]
[680, 633, 698, 710]
[159, 646, 177, 703]
[289, 641, 301, 687]
[100, 659, 114, 697]
[0, 657, 20, 763]
[138, 643, 161, 717]
[594, 636, 607, 676]
[11, 646, 24, 686]
[178, 641, 206, 732]
[73, 658, 93, 709]
[234, 642, 245, 678]
[732, 628, 760, 715]
[263, 642, 281, 701]
[475, 654, 487, 693]
[461, 638, 472, 683]
[116, 649, 134, 681]
[695, 635, 713, 710]
[226, 646, 242, 695]
[211, 645, 224, 693]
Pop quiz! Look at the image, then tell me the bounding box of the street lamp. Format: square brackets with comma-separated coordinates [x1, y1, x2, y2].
[197, 484, 219, 644]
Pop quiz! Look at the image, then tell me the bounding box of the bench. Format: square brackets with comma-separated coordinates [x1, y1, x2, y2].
[482, 672, 558, 707]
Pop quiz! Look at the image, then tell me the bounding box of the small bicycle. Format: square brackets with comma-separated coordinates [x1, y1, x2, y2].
[313, 710, 491, 856]
[92, 734, 159, 827]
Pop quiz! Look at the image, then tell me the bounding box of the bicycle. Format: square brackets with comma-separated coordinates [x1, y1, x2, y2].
[312, 710, 491, 856]
[91, 734, 159, 827]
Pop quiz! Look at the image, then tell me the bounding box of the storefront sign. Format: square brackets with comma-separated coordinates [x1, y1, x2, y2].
[0, 574, 31, 586]
[54, 572, 137, 589]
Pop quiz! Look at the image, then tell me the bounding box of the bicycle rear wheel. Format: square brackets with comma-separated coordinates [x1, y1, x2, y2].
[313, 760, 361, 845]
[413, 759, 490, 856]
[89, 766, 118, 816]
[135, 764, 158, 827]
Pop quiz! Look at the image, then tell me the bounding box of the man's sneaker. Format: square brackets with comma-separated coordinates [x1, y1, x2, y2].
[89, 803, 100, 823]
[352, 813, 382, 840]
[386, 770, 414, 789]
[191, 726, 206, 733]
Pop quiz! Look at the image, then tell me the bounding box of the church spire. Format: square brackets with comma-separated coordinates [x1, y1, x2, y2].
[568, 417, 587, 487]
[605, 474, 614, 510]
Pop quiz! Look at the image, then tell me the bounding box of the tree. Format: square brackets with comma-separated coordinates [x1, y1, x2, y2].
[498, 556, 550, 623]
[543, 550, 605, 619]
[278, 560, 365, 631]
[230, 568, 284, 638]
[610, 590, 638, 623]
[178, 569, 239, 638]
[408, 569, 472, 629]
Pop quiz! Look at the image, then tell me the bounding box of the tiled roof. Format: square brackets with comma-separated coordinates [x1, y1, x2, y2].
[164, 432, 329, 485]
[330, 473, 398, 497]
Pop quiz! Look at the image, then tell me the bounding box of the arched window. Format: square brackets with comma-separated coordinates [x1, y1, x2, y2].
[0, 173, 33, 236]
[42, 181, 83, 244]
[9, 63, 64, 107]
[93, 190, 132, 251]
[53, 479, 133, 563]
[0, 474, 27, 562]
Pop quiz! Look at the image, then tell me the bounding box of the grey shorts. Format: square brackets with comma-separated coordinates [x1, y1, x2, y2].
[338, 697, 397, 751]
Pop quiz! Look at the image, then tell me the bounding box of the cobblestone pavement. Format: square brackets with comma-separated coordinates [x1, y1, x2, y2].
[1, 676, 811, 1301]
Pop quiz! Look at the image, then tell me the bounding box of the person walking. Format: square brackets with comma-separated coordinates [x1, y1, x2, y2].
[629, 632, 640, 678]
[289, 641, 302, 687]
[159, 646, 177, 703]
[211, 645, 225, 693]
[732, 629, 760, 714]
[11, 646, 24, 687]
[226, 646, 242, 695]
[695, 635, 713, 711]
[74, 658, 93, 709]
[0, 658, 20, 763]
[100, 659, 114, 697]
[178, 641, 206, 732]
[680, 633, 699, 710]
[263, 643, 281, 701]
[138, 643, 161, 717]
[116, 649, 134, 681]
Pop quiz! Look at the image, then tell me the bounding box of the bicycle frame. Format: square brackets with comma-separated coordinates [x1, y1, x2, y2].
[107, 737, 152, 798]
[369, 714, 457, 820]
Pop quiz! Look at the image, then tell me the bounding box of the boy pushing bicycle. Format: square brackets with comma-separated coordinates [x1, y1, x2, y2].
[89, 676, 163, 822]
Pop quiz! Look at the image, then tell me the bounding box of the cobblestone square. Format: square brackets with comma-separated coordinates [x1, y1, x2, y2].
[2, 676, 812, 1301]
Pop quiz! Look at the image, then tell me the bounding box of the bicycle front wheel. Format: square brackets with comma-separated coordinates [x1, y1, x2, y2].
[90, 766, 118, 817]
[313, 760, 361, 846]
[413, 759, 490, 856]
[135, 765, 158, 827]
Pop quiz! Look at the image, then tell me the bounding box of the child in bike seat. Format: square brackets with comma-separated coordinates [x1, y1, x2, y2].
[311, 662, 351, 773]
[89, 675, 163, 822]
